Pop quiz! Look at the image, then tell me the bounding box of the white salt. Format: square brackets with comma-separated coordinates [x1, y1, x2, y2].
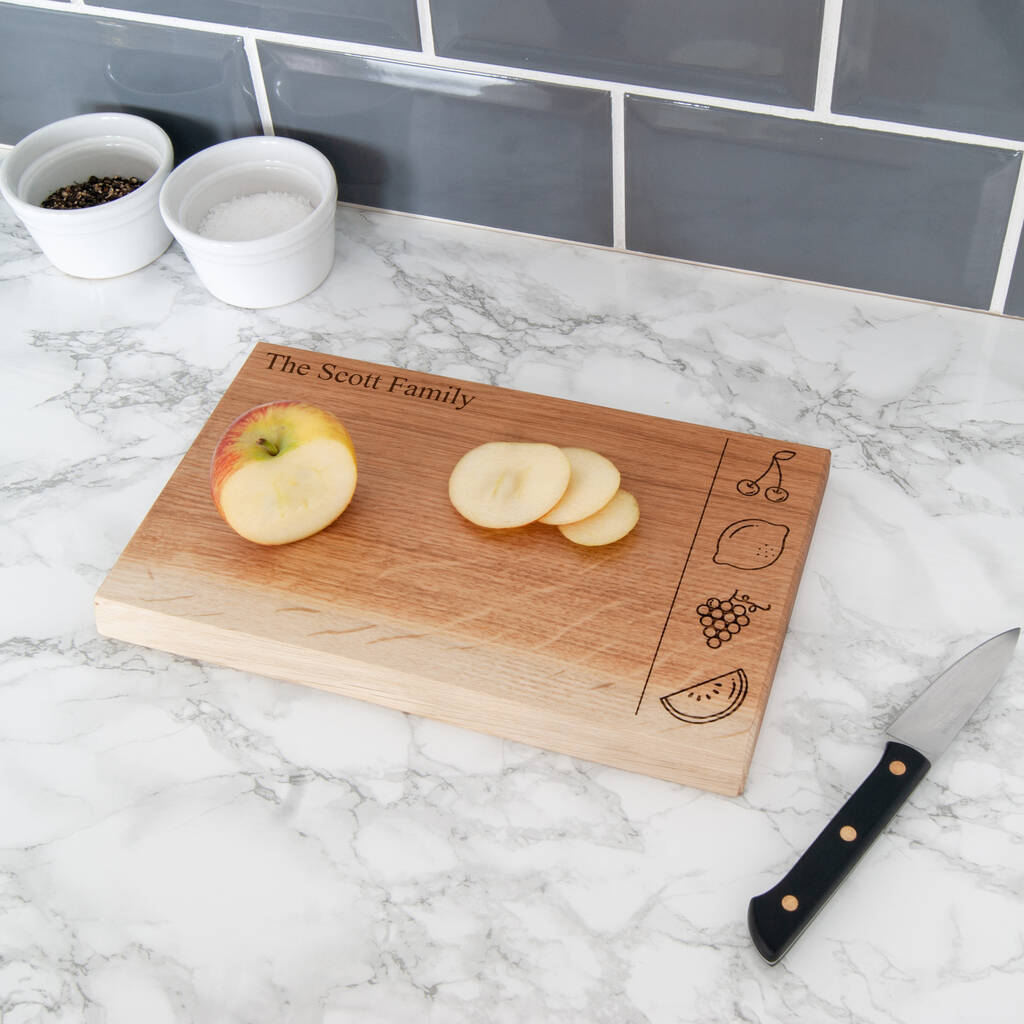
[197, 190, 314, 241]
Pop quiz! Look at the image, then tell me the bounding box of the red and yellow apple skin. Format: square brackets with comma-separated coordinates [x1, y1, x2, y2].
[210, 401, 357, 545]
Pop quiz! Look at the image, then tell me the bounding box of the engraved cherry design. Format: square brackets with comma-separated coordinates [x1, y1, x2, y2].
[737, 450, 795, 503]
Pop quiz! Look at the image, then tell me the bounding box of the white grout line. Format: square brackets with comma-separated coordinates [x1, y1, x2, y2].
[988, 159, 1024, 312]
[814, 0, 844, 114]
[4, 0, 1024, 154]
[243, 33, 275, 136]
[415, 0, 435, 58]
[610, 88, 626, 249]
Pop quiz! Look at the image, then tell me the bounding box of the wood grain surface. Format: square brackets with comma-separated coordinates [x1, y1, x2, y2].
[95, 342, 830, 794]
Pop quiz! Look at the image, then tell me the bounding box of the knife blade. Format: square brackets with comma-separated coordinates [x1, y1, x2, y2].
[748, 627, 1020, 964]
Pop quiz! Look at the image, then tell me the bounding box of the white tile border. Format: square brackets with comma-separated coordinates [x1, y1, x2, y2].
[610, 88, 626, 249]
[989, 161, 1024, 313]
[414, 0, 435, 58]
[243, 33, 275, 137]
[814, 0, 844, 115]
[3, 0, 1023, 312]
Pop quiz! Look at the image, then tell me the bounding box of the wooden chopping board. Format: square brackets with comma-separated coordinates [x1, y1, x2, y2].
[95, 342, 830, 795]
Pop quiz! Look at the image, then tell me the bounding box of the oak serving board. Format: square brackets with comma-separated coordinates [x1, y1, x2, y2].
[95, 342, 830, 795]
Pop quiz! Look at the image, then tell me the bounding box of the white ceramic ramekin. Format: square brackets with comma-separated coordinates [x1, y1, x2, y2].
[0, 112, 174, 278]
[158, 135, 337, 308]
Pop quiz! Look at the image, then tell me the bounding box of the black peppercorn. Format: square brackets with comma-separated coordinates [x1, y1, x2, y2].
[41, 175, 145, 210]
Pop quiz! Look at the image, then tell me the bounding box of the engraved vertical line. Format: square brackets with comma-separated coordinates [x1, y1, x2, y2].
[634, 437, 730, 715]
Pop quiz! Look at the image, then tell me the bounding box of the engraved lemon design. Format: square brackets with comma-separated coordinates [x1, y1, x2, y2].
[713, 519, 789, 570]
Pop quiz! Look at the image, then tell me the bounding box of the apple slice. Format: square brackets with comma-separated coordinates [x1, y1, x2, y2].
[538, 447, 621, 525]
[211, 401, 357, 545]
[449, 441, 571, 528]
[557, 489, 639, 546]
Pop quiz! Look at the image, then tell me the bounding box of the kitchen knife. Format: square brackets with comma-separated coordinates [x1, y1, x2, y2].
[748, 627, 1020, 964]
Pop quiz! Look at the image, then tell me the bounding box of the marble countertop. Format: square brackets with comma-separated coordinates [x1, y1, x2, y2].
[2, 195, 1023, 1024]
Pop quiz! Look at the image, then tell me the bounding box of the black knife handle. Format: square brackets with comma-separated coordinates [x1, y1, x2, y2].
[748, 741, 930, 964]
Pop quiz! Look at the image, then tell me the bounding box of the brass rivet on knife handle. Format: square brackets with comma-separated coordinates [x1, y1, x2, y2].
[889, 760, 907, 776]
[780, 894, 799, 912]
[839, 825, 857, 842]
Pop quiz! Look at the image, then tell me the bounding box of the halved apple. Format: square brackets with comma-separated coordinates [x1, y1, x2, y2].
[557, 489, 639, 546]
[448, 441, 571, 528]
[538, 447, 621, 525]
[210, 401, 357, 545]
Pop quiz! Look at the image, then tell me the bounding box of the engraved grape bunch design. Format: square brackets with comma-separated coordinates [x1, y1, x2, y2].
[696, 590, 770, 649]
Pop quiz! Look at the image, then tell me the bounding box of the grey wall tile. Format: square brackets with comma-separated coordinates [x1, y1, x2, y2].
[88, 0, 421, 51]
[625, 98, 1018, 309]
[834, 0, 1024, 140]
[0, 6, 260, 160]
[431, 0, 824, 109]
[259, 43, 613, 245]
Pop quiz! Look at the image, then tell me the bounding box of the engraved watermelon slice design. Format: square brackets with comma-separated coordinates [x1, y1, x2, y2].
[660, 669, 748, 724]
